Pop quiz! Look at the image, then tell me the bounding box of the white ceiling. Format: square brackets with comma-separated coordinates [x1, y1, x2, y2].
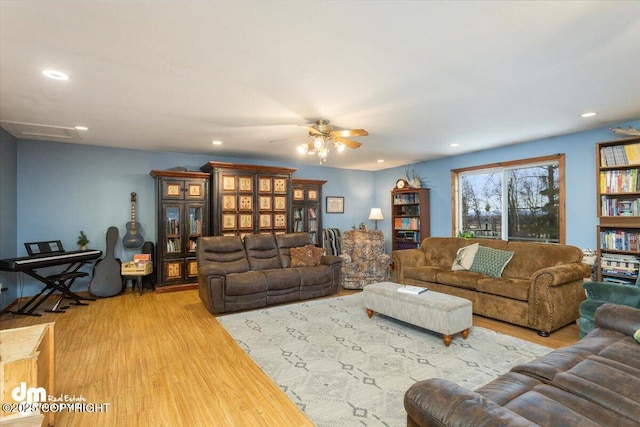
[1, 1, 639, 171]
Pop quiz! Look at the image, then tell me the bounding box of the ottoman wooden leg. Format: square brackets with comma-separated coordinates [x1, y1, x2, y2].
[366, 308, 374, 318]
[442, 334, 452, 347]
[461, 328, 470, 340]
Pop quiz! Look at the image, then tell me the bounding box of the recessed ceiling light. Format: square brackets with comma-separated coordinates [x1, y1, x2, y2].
[42, 69, 69, 80]
[580, 112, 597, 118]
[449, 143, 460, 147]
[212, 140, 222, 146]
[75, 126, 88, 131]
[377, 159, 384, 163]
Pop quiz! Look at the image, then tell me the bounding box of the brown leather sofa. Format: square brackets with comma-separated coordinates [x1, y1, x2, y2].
[404, 303, 640, 427]
[197, 232, 342, 314]
[392, 237, 591, 336]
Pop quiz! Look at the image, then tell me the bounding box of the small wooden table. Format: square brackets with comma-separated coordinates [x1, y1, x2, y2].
[363, 281, 473, 347]
[1, 323, 55, 426]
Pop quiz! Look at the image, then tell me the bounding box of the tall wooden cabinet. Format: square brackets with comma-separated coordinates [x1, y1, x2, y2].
[150, 170, 209, 288]
[391, 188, 430, 250]
[201, 162, 297, 237]
[292, 179, 326, 245]
[595, 136, 640, 284]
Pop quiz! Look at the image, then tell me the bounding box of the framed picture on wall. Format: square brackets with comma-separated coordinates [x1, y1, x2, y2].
[326, 196, 344, 214]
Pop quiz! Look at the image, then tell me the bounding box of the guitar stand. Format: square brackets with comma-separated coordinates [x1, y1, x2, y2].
[11, 264, 95, 317]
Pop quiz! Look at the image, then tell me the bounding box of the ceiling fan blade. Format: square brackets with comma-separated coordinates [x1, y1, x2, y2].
[268, 136, 307, 143]
[298, 124, 323, 136]
[334, 137, 362, 149]
[331, 129, 368, 138]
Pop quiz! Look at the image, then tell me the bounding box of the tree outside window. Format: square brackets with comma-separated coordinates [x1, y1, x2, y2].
[453, 154, 565, 243]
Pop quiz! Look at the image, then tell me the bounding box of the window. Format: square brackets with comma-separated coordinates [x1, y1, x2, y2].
[452, 154, 565, 243]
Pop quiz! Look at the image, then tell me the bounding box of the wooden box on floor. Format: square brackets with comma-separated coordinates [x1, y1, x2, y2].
[1, 322, 55, 427]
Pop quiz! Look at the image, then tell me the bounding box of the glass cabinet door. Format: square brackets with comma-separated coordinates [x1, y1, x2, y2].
[293, 207, 304, 232]
[187, 205, 204, 253]
[164, 205, 182, 255]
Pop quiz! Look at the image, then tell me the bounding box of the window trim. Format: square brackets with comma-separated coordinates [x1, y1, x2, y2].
[451, 154, 566, 243]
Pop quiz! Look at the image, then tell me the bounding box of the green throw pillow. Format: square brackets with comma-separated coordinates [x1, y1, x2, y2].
[634, 328, 640, 344]
[469, 246, 514, 278]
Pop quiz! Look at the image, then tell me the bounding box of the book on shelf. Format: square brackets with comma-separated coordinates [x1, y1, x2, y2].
[394, 217, 420, 230]
[398, 285, 428, 295]
[600, 230, 640, 251]
[600, 143, 640, 167]
[599, 169, 640, 193]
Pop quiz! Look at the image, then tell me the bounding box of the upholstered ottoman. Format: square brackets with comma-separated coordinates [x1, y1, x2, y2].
[363, 281, 473, 346]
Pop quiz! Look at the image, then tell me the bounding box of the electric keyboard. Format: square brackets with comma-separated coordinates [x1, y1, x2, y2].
[0, 249, 102, 272]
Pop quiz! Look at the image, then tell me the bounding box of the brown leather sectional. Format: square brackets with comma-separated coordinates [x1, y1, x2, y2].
[404, 303, 640, 426]
[197, 232, 341, 314]
[392, 237, 591, 336]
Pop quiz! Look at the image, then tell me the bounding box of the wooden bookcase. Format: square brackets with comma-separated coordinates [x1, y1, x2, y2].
[201, 162, 297, 237]
[292, 179, 326, 246]
[595, 136, 640, 284]
[391, 188, 430, 250]
[150, 170, 209, 288]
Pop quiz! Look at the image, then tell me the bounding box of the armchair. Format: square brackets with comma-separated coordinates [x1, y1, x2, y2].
[578, 276, 640, 338]
[339, 229, 391, 289]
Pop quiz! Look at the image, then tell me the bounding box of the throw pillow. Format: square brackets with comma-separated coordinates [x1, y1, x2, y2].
[452, 243, 480, 271]
[634, 328, 640, 344]
[469, 246, 514, 278]
[310, 245, 325, 265]
[290, 245, 323, 267]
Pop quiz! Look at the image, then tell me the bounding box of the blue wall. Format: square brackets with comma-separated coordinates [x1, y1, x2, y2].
[374, 119, 640, 252]
[2, 118, 639, 306]
[6, 141, 374, 303]
[0, 128, 18, 308]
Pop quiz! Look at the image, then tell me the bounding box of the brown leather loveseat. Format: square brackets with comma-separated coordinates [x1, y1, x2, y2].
[392, 237, 591, 336]
[404, 303, 640, 426]
[197, 232, 341, 314]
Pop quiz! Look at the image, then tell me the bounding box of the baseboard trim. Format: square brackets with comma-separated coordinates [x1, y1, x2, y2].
[155, 283, 198, 293]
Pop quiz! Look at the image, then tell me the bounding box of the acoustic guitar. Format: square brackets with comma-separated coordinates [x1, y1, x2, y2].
[123, 192, 144, 249]
[89, 226, 122, 297]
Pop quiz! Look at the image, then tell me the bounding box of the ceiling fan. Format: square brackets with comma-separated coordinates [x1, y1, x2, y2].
[295, 119, 368, 163]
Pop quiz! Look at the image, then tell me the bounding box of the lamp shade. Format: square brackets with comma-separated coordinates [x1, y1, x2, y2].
[368, 208, 384, 221]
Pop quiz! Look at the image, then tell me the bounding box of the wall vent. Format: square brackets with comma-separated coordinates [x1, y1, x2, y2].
[0, 121, 81, 141]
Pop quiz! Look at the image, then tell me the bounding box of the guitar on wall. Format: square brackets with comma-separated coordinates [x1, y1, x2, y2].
[123, 192, 145, 249]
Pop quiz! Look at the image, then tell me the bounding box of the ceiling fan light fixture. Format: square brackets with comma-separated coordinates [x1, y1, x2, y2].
[333, 141, 346, 153]
[313, 136, 324, 149]
[297, 143, 309, 154]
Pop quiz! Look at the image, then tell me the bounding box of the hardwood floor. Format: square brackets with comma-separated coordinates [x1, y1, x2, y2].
[0, 288, 579, 426]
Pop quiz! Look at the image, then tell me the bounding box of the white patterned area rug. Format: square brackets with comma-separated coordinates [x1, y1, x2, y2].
[218, 293, 551, 427]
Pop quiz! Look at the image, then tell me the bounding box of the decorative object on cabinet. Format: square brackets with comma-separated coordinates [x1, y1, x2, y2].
[368, 207, 384, 230]
[610, 125, 640, 136]
[391, 187, 430, 250]
[339, 230, 391, 289]
[326, 196, 344, 213]
[400, 167, 426, 189]
[292, 179, 326, 246]
[595, 136, 640, 283]
[200, 162, 296, 236]
[150, 170, 209, 290]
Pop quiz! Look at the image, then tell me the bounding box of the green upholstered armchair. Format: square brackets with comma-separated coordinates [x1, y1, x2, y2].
[578, 277, 640, 338]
